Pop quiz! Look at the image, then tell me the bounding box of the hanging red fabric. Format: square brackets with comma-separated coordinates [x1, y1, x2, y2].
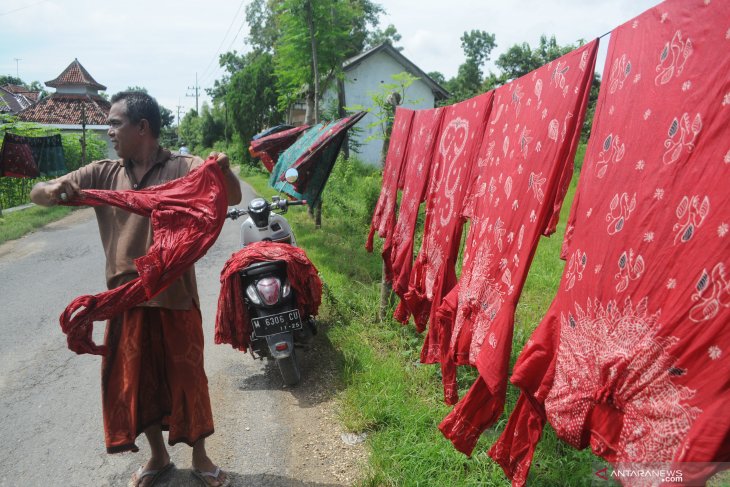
[366, 107, 414, 253]
[385, 107, 445, 319]
[403, 91, 494, 359]
[489, 1, 730, 484]
[434, 40, 597, 418]
[249, 125, 310, 173]
[59, 157, 228, 355]
[215, 241, 322, 352]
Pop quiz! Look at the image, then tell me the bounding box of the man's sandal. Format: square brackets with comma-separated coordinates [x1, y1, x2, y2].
[191, 466, 230, 487]
[128, 462, 175, 487]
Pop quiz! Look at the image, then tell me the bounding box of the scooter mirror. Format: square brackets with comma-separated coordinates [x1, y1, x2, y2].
[284, 168, 299, 184]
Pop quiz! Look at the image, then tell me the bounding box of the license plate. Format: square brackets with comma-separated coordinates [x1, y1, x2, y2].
[252, 309, 302, 336]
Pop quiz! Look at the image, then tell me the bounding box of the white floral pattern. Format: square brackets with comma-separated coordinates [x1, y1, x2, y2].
[546, 298, 702, 463]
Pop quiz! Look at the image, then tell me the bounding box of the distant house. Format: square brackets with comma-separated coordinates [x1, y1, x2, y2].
[0, 85, 35, 115]
[17, 59, 115, 158]
[323, 43, 449, 166]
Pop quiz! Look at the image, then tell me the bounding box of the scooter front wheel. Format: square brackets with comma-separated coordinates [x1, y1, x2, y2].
[276, 349, 301, 386]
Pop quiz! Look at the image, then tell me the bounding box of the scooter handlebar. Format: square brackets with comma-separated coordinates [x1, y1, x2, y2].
[226, 208, 248, 220]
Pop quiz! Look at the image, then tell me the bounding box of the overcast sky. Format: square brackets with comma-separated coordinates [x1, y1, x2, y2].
[1, 0, 660, 118]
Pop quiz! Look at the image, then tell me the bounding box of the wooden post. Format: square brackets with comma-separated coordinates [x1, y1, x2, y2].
[377, 93, 401, 322]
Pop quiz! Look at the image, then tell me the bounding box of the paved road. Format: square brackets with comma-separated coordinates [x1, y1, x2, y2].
[0, 181, 343, 487]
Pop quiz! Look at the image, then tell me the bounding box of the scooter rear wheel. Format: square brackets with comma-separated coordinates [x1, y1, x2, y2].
[277, 349, 301, 386]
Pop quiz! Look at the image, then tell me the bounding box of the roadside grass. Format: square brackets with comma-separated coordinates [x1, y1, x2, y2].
[241, 152, 599, 486]
[0, 205, 74, 245]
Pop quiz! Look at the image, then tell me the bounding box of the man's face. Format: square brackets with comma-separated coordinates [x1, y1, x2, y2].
[107, 101, 138, 159]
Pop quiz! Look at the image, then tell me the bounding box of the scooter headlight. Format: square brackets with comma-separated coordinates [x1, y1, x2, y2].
[245, 284, 262, 305]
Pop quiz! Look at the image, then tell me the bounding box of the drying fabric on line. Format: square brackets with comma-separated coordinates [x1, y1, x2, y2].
[402, 92, 494, 339]
[436, 39, 597, 444]
[0, 133, 66, 177]
[366, 107, 414, 254]
[269, 112, 366, 209]
[489, 1, 730, 485]
[385, 107, 445, 318]
[249, 125, 310, 173]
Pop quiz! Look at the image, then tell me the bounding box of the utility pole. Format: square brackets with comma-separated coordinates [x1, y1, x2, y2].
[187, 73, 199, 114]
[80, 100, 88, 165]
[176, 99, 184, 126]
[13, 58, 22, 78]
[176, 99, 184, 146]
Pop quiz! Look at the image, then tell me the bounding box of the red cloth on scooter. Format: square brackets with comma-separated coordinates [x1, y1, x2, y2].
[215, 242, 322, 352]
[366, 107, 414, 253]
[59, 157, 228, 355]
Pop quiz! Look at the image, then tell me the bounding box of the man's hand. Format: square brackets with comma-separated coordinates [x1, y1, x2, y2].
[30, 179, 81, 207]
[210, 151, 230, 171]
[209, 151, 242, 205]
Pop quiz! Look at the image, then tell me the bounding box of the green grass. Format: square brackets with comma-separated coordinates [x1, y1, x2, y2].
[241, 153, 602, 486]
[0, 205, 74, 245]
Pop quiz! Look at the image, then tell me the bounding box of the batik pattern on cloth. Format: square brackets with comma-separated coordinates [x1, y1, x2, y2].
[435, 41, 597, 417]
[249, 125, 310, 172]
[403, 92, 494, 344]
[489, 2, 730, 485]
[0, 133, 40, 177]
[385, 107, 445, 318]
[366, 107, 414, 253]
[270, 112, 366, 208]
[59, 158, 228, 355]
[215, 241, 322, 352]
[102, 306, 214, 453]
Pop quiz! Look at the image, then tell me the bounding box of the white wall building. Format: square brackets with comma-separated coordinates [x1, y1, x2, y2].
[324, 43, 449, 166]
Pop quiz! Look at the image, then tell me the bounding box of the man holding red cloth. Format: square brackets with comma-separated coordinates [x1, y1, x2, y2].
[31, 91, 241, 487]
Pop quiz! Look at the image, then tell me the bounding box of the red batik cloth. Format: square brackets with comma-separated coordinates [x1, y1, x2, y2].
[59, 157, 228, 355]
[436, 40, 597, 418]
[366, 107, 414, 254]
[402, 92, 494, 341]
[489, 2, 730, 485]
[386, 107, 445, 319]
[0, 132, 41, 177]
[215, 241, 322, 352]
[102, 306, 214, 453]
[249, 125, 310, 173]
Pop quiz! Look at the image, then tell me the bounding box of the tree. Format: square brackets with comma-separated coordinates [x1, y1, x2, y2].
[366, 23, 402, 50]
[0, 75, 23, 86]
[444, 30, 496, 102]
[427, 71, 446, 86]
[273, 0, 382, 123]
[245, 0, 279, 52]
[495, 34, 577, 82]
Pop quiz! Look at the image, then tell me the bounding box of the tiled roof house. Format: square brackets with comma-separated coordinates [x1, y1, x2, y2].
[17, 59, 115, 158]
[2, 84, 41, 103]
[0, 85, 34, 114]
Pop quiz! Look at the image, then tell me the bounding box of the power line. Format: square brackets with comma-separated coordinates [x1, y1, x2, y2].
[198, 0, 248, 85]
[0, 0, 49, 16]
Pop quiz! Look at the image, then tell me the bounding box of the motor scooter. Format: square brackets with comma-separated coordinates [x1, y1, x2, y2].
[225, 168, 317, 385]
